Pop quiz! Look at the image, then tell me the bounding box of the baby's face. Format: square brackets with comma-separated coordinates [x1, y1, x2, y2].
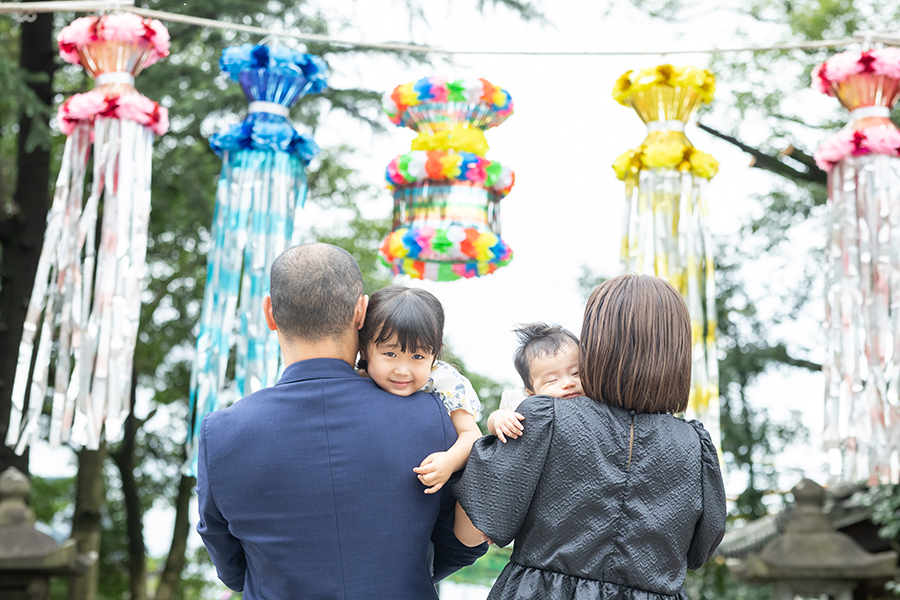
[364, 335, 435, 397]
[528, 343, 583, 399]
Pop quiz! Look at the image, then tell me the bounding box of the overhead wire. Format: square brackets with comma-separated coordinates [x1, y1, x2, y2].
[0, 1, 897, 57]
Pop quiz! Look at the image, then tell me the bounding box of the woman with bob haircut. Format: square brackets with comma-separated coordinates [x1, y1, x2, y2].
[451, 273, 726, 600]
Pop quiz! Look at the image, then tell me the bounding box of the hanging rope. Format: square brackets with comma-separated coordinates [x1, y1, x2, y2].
[0, 1, 896, 56]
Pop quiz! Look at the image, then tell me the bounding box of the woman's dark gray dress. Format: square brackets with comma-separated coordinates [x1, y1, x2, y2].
[451, 395, 726, 599]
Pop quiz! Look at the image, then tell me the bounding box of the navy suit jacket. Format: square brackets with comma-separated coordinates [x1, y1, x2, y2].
[197, 358, 487, 599]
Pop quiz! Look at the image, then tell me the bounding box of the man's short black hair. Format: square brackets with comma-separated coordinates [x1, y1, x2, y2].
[513, 322, 580, 392]
[269, 243, 364, 341]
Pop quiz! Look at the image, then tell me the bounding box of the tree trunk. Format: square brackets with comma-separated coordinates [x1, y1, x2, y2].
[0, 0, 57, 476]
[67, 445, 107, 600]
[153, 473, 196, 600]
[111, 373, 147, 600]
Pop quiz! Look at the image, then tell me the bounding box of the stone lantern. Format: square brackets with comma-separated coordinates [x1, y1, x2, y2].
[728, 478, 897, 600]
[0, 467, 92, 600]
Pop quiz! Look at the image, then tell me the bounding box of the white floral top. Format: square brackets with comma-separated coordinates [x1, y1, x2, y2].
[422, 360, 482, 421]
[499, 387, 529, 411]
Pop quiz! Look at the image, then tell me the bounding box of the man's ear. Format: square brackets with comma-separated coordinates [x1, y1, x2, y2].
[354, 294, 368, 331]
[263, 296, 278, 332]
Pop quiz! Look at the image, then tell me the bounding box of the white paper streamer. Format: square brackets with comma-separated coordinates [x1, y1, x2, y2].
[824, 154, 900, 484]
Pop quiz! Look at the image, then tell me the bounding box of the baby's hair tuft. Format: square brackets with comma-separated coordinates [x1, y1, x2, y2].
[513, 323, 580, 393]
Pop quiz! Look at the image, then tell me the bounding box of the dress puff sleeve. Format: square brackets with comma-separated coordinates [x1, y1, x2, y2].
[422, 360, 482, 421]
[685, 419, 727, 569]
[450, 396, 555, 548]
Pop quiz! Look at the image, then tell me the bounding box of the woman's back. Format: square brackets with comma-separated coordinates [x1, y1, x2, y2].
[454, 395, 724, 599]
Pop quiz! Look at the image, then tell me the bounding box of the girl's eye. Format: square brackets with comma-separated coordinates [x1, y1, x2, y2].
[412, 354, 425, 360]
[384, 352, 396, 357]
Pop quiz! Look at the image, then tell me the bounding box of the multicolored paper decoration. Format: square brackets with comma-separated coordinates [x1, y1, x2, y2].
[380, 76, 515, 281]
[5, 13, 169, 453]
[612, 65, 720, 448]
[814, 48, 900, 484]
[184, 45, 325, 475]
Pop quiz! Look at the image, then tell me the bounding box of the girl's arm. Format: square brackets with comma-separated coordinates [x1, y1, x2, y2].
[454, 501, 490, 547]
[414, 409, 481, 494]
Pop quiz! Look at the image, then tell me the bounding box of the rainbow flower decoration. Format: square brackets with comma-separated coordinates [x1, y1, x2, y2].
[383, 76, 514, 132]
[380, 226, 513, 282]
[386, 151, 515, 196]
[379, 75, 516, 281]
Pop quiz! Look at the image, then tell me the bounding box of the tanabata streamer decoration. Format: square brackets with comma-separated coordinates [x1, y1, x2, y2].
[184, 44, 325, 475]
[612, 64, 720, 448]
[5, 13, 169, 453]
[380, 76, 515, 281]
[814, 47, 900, 484]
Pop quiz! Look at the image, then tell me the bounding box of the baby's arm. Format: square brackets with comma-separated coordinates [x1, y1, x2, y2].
[415, 409, 481, 494]
[487, 387, 528, 442]
[487, 409, 524, 442]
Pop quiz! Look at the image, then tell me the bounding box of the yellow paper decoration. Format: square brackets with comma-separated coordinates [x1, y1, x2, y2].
[411, 125, 490, 156]
[613, 64, 720, 455]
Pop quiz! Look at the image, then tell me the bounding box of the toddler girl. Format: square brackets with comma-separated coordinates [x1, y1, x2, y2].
[358, 285, 482, 494]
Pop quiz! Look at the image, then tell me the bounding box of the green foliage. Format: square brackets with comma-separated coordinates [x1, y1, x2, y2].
[446, 544, 513, 587]
[30, 475, 75, 526]
[685, 558, 772, 600]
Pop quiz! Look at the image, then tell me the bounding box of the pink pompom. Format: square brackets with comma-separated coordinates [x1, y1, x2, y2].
[115, 93, 155, 125]
[825, 51, 866, 81]
[811, 62, 832, 96]
[57, 16, 98, 64]
[815, 129, 857, 170]
[871, 47, 900, 79]
[100, 13, 146, 43]
[863, 126, 900, 156]
[64, 90, 108, 120]
[151, 105, 169, 136]
[143, 19, 171, 65]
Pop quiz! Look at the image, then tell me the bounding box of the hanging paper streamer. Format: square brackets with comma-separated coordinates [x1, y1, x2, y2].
[5, 14, 169, 453]
[380, 77, 515, 281]
[184, 45, 326, 475]
[814, 47, 900, 485]
[612, 65, 720, 449]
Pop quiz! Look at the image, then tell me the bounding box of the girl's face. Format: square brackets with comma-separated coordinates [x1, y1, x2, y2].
[363, 335, 435, 397]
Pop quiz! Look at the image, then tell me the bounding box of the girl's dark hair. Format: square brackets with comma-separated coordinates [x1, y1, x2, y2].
[358, 286, 444, 369]
[512, 323, 580, 393]
[580, 273, 691, 414]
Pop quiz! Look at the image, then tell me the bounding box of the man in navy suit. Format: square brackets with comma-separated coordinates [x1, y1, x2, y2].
[196, 243, 487, 599]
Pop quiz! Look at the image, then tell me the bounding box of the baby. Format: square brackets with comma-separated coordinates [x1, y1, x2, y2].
[488, 323, 583, 442]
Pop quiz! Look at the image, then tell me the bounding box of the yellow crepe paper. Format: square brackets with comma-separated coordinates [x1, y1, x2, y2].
[612, 132, 719, 180]
[411, 125, 490, 156]
[613, 64, 716, 106]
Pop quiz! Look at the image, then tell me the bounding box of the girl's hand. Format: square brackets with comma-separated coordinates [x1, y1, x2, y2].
[491, 410, 524, 443]
[413, 451, 455, 493]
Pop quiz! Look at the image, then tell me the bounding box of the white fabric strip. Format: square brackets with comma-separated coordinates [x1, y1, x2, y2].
[850, 106, 890, 122]
[95, 72, 136, 86]
[646, 120, 686, 133]
[248, 101, 291, 118]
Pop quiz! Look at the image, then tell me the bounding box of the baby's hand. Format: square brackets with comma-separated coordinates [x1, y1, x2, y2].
[491, 409, 524, 443]
[413, 452, 455, 494]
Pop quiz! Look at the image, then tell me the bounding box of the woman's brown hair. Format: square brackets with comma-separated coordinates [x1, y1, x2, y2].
[580, 273, 692, 414]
